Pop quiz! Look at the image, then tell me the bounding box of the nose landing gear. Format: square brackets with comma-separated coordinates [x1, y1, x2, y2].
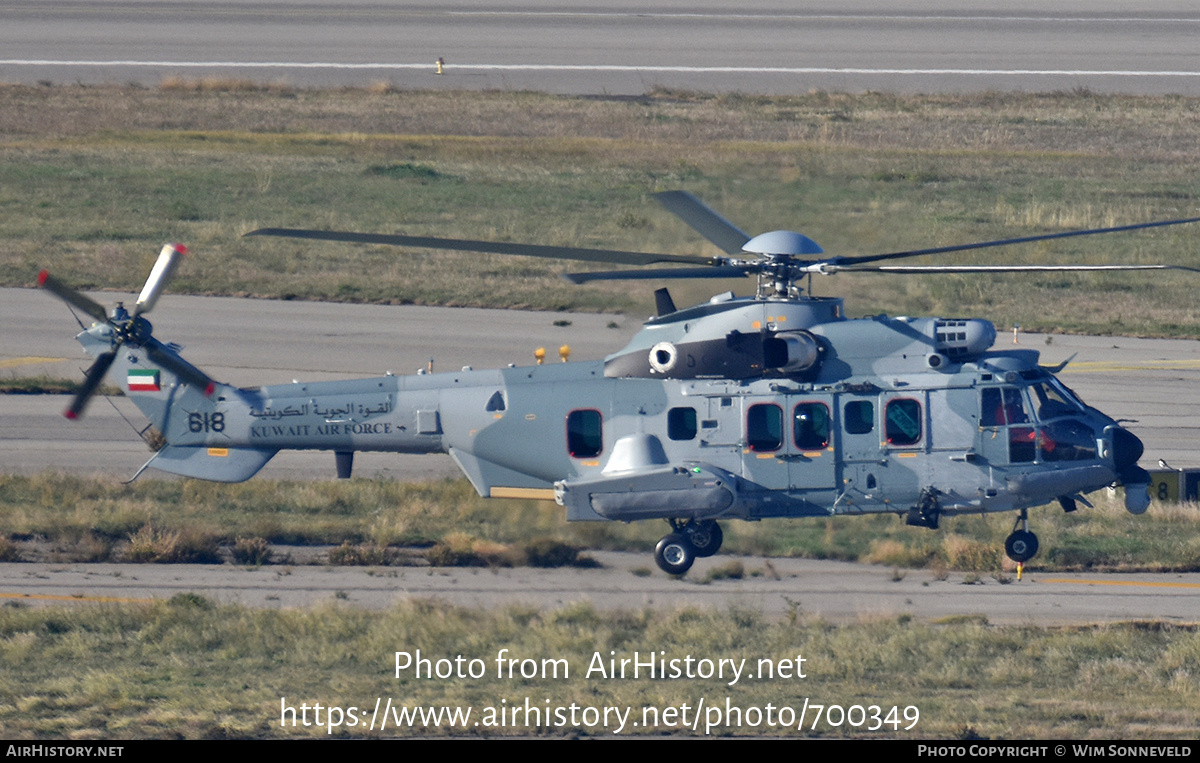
[1004, 508, 1040, 563]
[1004, 508, 1039, 580]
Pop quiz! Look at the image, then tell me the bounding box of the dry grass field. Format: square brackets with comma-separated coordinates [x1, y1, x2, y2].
[1, 595, 1197, 739]
[2, 472, 1197, 572]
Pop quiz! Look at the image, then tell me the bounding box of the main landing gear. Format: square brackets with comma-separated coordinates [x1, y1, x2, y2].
[654, 519, 724, 575]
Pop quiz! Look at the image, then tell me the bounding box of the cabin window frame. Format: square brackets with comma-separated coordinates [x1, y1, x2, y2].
[746, 402, 784, 452]
[566, 408, 604, 458]
[667, 406, 698, 441]
[843, 399, 875, 435]
[793, 401, 832, 450]
[884, 397, 923, 447]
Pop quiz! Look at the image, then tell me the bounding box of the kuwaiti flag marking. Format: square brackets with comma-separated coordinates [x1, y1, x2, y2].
[127, 368, 161, 392]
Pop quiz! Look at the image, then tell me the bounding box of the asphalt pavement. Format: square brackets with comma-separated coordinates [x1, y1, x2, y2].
[2, 1, 1199, 95]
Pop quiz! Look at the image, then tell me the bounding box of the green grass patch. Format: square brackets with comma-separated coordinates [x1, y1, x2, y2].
[0, 375, 121, 396]
[5, 85, 1200, 334]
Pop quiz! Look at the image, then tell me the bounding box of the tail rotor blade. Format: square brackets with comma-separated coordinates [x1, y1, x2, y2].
[134, 243, 186, 316]
[38, 270, 110, 324]
[145, 343, 216, 397]
[64, 351, 117, 420]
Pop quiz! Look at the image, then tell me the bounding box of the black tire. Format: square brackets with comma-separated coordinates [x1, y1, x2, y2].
[686, 520, 724, 558]
[655, 533, 695, 575]
[1004, 530, 1039, 563]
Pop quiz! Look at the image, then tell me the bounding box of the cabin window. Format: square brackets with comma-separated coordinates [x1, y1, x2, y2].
[668, 406, 698, 441]
[566, 409, 603, 458]
[885, 398, 922, 446]
[793, 402, 831, 449]
[747, 403, 784, 452]
[980, 388, 1002, 426]
[485, 390, 506, 412]
[844, 400, 874, 435]
[981, 387, 1035, 463]
[982, 386, 1029, 427]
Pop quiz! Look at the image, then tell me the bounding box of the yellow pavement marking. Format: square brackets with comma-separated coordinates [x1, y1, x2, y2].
[1061, 359, 1200, 373]
[0, 592, 155, 604]
[0, 356, 68, 369]
[1040, 578, 1200, 590]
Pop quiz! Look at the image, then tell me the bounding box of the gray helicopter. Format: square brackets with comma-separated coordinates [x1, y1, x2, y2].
[42, 192, 1200, 575]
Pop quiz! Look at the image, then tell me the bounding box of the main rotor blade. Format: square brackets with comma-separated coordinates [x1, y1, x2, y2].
[145, 342, 217, 397]
[825, 263, 1200, 274]
[64, 351, 117, 420]
[245, 228, 708, 267]
[653, 191, 751, 255]
[839, 215, 1200, 267]
[38, 270, 110, 324]
[564, 265, 752, 284]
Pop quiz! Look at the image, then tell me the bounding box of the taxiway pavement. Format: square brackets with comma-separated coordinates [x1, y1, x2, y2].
[2, 1, 1199, 95]
[3, 552, 1199, 626]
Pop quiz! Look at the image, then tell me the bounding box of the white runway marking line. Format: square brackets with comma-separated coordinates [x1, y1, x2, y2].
[1040, 578, 1200, 590]
[3, 61, 1200, 79]
[428, 12, 1200, 23]
[12, 7, 1200, 22]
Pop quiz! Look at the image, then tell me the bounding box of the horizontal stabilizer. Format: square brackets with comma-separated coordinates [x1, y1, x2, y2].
[150, 445, 277, 483]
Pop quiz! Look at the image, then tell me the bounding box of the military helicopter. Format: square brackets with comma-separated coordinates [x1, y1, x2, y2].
[41, 192, 1200, 575]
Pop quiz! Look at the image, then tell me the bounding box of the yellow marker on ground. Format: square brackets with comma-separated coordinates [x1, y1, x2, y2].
[0, 356, 67, 369]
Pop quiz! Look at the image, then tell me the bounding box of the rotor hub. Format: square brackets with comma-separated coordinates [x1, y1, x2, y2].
[742, 230, 824, 257]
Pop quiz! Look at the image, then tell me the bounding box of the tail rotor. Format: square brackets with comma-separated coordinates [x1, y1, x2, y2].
[40, 243, 215, 419]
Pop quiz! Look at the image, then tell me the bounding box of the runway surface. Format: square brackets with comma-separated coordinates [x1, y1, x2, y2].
[2, 1, 1199, 95]
[3, 553, 1198, 625]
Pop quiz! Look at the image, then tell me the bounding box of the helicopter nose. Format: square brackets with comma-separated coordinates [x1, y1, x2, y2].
[1112, 427, 1144, 474]
[1112, 426, 1152, 515]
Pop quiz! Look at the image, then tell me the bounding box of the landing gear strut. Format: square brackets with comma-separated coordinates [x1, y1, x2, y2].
[654, 519, 724, 575]
[1004, 508, 1039, 563]
[685, 519, 723, 558]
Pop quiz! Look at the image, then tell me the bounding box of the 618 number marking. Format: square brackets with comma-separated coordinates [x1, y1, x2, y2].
[189, 412, 225, 433]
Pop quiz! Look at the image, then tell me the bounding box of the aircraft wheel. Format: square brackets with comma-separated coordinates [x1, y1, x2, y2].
[655, 533, 695, 576]
[686, 520, 723, 558]
[1004, 530, 1039, 563]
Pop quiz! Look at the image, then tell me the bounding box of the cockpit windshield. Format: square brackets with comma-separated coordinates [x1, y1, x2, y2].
[1027, 379, 1086, 421]
[980, 382, 1098, 464]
